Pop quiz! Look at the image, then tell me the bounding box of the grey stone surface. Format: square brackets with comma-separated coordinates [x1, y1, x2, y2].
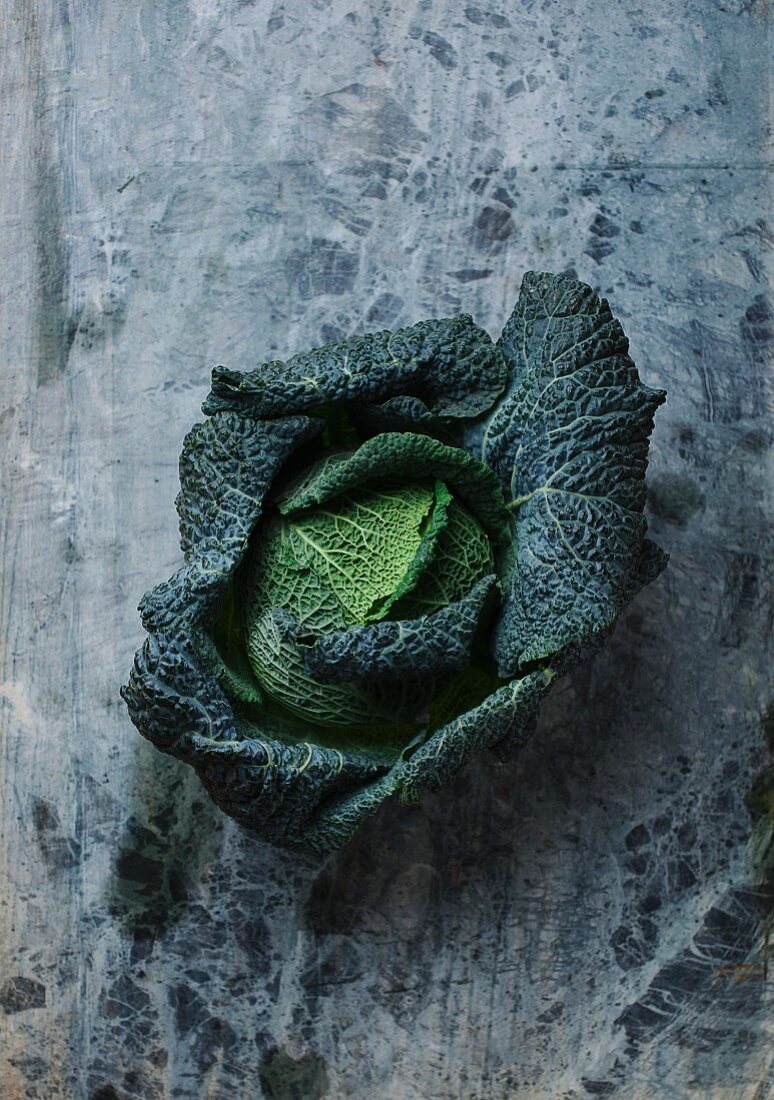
[0, 1, 771, 1097]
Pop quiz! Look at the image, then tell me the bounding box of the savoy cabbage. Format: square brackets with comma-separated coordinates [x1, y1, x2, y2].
[122, 271, 666, 851]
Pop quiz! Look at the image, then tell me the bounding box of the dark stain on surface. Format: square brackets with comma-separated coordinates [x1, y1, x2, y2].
[89, 968, 168, 1095]
[318, 194, 373, 237]
[109, 808, 182, 936]
[7, 1054, 48, 1082]
[365, 292, 404, 325]
[584, 212, 621, 264]
[286, 238, 359, 299]
[486, 51, 511, 69]
[667, 856, 699, 892]
[420, 32, 458, 71]
[537, 1001, 564, 1025]
[0, 976, 46, 1013]
[106, 749, 222, 941]
[25, 5, 75, 385]
[625, 823, 651, 850]
[300, 941, 365, 996]
[103, 974, 152, 1030]
[448, 268, 493, 282]
[90, 1085, 124, 1100]
[718, 551, 766, 649]
[581, 1079, 616, 1097]
[505, 78, 526, 99]
[760, 703, 774, 752]
[740, 294, 772, 364]
[610, 917, 659, 970]
[739, 427, 771, 454]
[648, 473, 706, 526]
[616, 888, 769, 1047]
[167, 980, 239, 1071]
[707, 71, 729, 108]
[258, 1046, 329, 1100]
[319, 322, 346, 343]
[169, 982, 210, 1036]
[31, 796, 82, 869]
[302, 848, 366, 938]
[464, 7, 511, 26]
[473, 206, 515, 246]
[90, 974, 163, 1097]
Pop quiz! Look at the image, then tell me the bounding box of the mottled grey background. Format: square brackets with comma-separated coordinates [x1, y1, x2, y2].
[1, 2, 772, 1098]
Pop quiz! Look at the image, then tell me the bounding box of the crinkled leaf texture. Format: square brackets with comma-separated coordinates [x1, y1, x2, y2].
[481, 271, 667, 673]
[122, 274, 666, 852]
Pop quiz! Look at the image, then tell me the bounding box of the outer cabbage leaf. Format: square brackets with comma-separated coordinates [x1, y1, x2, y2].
[202, 314, 507, 423]
[482, 271, 666, 673]
[530, 536, 670, 688]
[400, 670, 550, 788]
[350, 394, 461, 442]
[121, 634, 386, 845]
[139, 411, 321, 634]
[122, 633, 550, 852]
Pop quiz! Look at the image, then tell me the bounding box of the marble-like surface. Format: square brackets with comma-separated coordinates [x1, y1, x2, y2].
[1, 2, 771, 1097]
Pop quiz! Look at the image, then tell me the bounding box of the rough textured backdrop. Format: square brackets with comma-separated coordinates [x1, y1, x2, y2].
[1, 2, 772, 1098]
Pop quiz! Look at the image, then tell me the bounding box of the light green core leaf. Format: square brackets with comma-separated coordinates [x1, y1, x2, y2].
[239, 475, 497, 732]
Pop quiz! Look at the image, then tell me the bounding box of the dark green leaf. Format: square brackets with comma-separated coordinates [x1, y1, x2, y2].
[120, 633, 386, 846]
[482, 271, 666, 672]
[246, 604, 434, 728]
[202, 314, 507, 423]
[302, 575, 497, 684]
[400, 670, 550, 789]
[139, 412, 320, 633]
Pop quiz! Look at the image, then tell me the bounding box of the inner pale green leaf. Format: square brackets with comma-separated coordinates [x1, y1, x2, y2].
[246, 482, 437, 635]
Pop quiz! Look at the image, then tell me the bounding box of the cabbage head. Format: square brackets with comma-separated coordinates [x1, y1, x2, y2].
[122, 272, 666, 851]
